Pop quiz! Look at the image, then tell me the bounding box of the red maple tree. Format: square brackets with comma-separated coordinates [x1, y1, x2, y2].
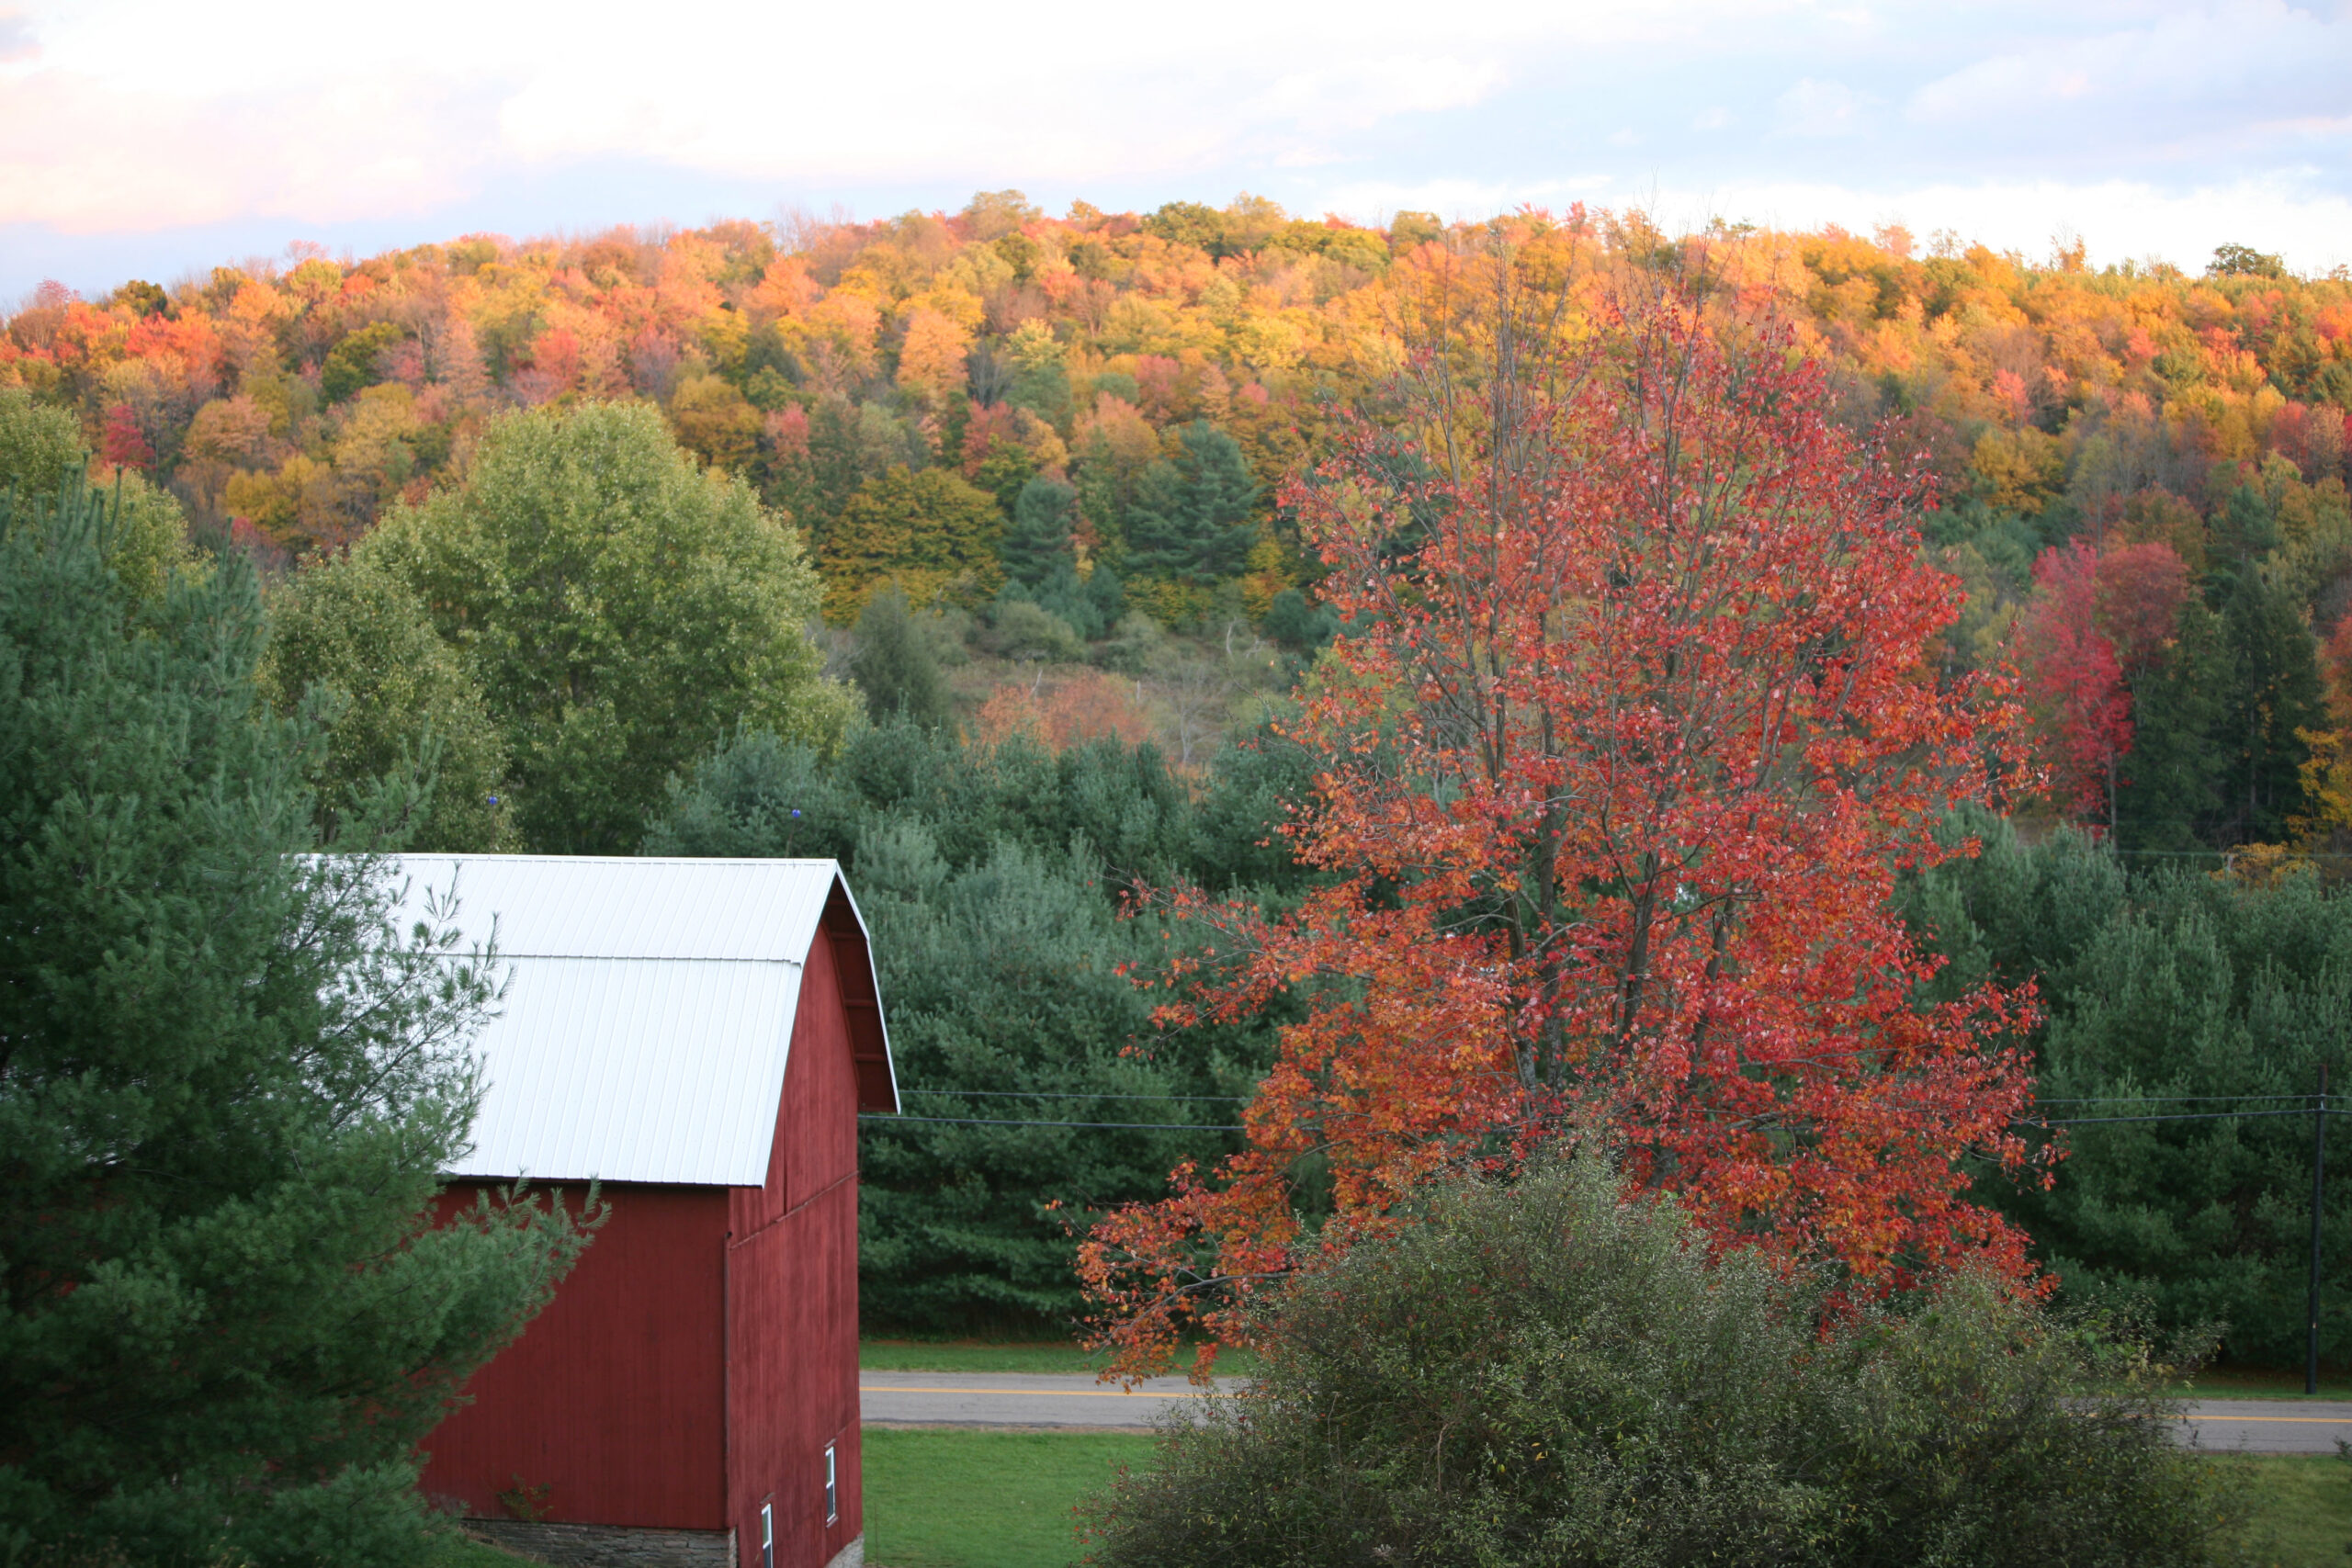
[2017, 539, 2135, 825]
[1080, 251, 2042, 1379]
[98, 403, 153, 472]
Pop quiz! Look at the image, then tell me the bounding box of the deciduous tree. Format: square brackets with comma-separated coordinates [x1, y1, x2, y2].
[2015, 540, 2132, 825]
[1080, 259, 2039, 1375]
[364, 401, 850, 852]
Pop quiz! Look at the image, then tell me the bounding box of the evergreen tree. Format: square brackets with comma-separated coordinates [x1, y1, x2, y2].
[1002, 473, 1078, 587]
[849, 582, 954, 730]
[1906, 821, 2352, 1369]
[2115, 600, 2231, 851]
[0, 476, 591, 1566]
[1125, 420, 1260, 584]
[648, 719, 1302, 1328]
[2218, 568, 2325, 843]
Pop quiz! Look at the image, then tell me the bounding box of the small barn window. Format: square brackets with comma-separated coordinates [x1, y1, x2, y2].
[824, 1443, 838, 1525]
[760, 1501, 774, 1568]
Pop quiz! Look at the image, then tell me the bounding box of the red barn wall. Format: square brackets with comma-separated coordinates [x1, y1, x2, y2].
[419, 1182, 730, 1529]
[727, 918, 865, 1568]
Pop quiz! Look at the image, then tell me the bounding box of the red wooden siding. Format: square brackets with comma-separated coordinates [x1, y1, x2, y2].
[826, 886, 898, 1112]
[420, 1183, 730, 1529]
[727, 917, 865, 1568]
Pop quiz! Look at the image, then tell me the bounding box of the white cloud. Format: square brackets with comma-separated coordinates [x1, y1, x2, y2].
[1607, 174, 2352, 277]
[1774, 78, 1866, 138]
[5, 0, 2352, 291]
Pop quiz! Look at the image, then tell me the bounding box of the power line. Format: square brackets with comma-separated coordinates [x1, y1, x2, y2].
[2030, 1094, 2318, 1106]
[2018, 1108, 2346, 1126]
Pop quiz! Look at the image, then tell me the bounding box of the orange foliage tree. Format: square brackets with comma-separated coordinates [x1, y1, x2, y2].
[1079, 257, 2043, 1378]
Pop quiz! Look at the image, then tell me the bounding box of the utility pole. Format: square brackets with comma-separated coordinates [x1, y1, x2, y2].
[2310, 1063, 2330, 1396]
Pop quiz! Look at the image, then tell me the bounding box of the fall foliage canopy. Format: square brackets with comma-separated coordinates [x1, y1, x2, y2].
[1080, 255, 2042, 1377]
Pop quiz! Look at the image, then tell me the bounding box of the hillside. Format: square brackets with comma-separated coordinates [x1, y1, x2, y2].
[6, 194, 2351, 845]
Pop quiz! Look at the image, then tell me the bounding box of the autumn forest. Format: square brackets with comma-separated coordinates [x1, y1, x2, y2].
[6, 193, 2347, 855]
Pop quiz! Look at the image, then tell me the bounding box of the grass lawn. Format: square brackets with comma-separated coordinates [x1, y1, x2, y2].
[2225, 1453, 2352, 1564]
[864, 1427, 1157, 1568]
[426, 1532, 540, 1567]
[858, 1431, 2352, 1568]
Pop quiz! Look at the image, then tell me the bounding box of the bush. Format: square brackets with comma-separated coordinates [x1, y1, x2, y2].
[1081, 1157, 2244, 1568]
[980, 596, 1086, 663]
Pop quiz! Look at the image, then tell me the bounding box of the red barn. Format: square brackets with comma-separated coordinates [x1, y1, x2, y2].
[389, 855, 899, 1568]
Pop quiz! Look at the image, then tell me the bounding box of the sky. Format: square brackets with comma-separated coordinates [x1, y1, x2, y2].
[4, 0, 2350, 300]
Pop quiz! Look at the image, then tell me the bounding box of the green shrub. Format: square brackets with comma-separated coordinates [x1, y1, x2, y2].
[1081, 1157, 2245, 1568]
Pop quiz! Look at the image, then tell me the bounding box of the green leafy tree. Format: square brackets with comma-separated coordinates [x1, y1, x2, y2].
[1124, 420, 1259, 585]
[0, 475, 593, 1567]
[972, 446, 1042, 517]
[1143, 201, 1231, 257]
[0, 388, 85, 494]
[1083, 1156, 2239, 1568]
[1, 391, 193, 604]
[2210, 243, 2288, 280]
[263, 548, 514, 851]
[850, 582, 954, 729]
[669, 371, 763, 471]
[364, 400, 850, 853]
[322, 321, 404, 403]
[820, 465, 1005, 622]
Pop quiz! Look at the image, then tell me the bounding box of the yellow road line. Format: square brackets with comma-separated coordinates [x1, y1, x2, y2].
[2183, 1414, 2352, 1424]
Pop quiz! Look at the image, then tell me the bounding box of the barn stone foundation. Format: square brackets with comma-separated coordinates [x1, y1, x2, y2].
[460, 1520, 736, 1567]
[823, 1538, 865, 1568]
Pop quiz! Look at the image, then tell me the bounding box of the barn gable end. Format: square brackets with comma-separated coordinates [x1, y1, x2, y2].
[386, 856, 892, 1568]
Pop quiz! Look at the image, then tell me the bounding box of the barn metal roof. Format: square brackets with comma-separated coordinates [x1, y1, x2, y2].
[378, 855, 898, 1187]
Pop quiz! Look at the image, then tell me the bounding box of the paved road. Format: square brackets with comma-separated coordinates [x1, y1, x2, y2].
[860, 1376, 2352, 1452]
[858, 1371, 1236, 1428]
[2178, 1400, 2352, 1453]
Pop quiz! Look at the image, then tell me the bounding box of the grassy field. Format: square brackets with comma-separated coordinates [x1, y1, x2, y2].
[859, 1338, 1258, 1378]
[861, 1429, 2352, 1568]
[864, 1427, 1157, 1568]
[2228, 1452, 2352, 1564]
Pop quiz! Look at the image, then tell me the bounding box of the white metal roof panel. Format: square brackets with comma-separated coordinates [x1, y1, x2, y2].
[371, 855, 878, 1187]
[387, 854, 840, 962]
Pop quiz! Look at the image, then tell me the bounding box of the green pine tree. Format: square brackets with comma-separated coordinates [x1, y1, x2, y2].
[2116, 599, 2232, 851]
[1001, 474, 1078, 587]
[850, 583, 955, 730]
[1124, 420, 1261, 584]
[2219, 567, 2325, 843]
[0, 475, 594, 1567]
